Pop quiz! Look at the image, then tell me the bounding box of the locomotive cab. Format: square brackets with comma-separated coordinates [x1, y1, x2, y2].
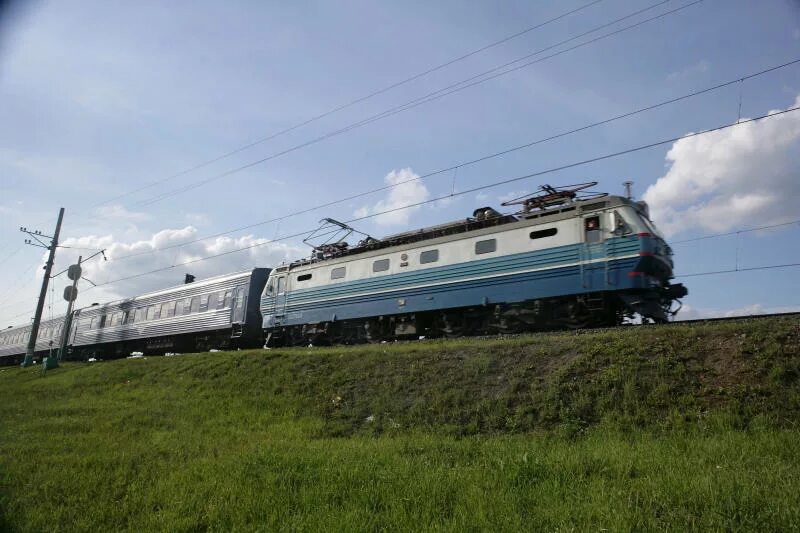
[610, 198, 687, 321]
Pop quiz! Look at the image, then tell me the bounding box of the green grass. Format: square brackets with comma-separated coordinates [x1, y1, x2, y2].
[1, 317, 799, 531]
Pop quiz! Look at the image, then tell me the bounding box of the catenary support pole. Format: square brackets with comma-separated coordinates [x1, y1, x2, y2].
[20, 208, 64, 368]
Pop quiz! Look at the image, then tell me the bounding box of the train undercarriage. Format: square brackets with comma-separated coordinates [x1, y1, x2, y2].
[264, 290, 680, 347]
[65, 328, 254, 361]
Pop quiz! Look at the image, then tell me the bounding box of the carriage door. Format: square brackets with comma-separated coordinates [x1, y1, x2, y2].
[274, 274, 289, 320]
[231, 285, 247, 324]
[580, 214, 603, 289]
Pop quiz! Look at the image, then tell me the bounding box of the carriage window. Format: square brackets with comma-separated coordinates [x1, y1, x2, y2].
[530, 228, 558, 240]
[207, 292, 218, 310]
[420, 249, 439, 264]
[372, 259, 390, 272]
[216, 292, 226, 309]
[134, 307, 146, 323]
[183, 298, 192, 315]
[331, 267, 346, 280]
[122, 311, 130, 324]
[99, 315, 107, 328]
[236, 287, 246, 309]
[223, 290, 233, 308]
[276, 277, 286, 295]
[109, 313, 119, 326]
[475, 239, 497, 255]
[164, 301, 177, 318]
[199, 294, 210, 312]
[297, 273, 312, 282]
[585, 216, 602, 244]
[190, 296, 201, 313]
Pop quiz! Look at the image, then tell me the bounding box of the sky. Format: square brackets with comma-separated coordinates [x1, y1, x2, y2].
[1, 0, 799, 327]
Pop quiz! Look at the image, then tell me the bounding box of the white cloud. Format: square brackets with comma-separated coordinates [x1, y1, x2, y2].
[94, 204, 151, 222]
[643, 95, 800, 236]
[675, 303, 800, 320]
[475, 192, 490, 203]
[354, 168, 430, 226]
[666, 60, 710, 81]
[184, 212, 211, 226]
[1, 227, 305, 324]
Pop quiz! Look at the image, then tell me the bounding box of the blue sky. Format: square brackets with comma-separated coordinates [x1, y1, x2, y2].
[1, 0, 799, 326]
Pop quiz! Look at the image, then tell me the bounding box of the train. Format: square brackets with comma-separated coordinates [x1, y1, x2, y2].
[0, 186, 687, 363]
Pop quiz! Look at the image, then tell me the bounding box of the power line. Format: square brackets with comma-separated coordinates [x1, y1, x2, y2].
[88, 105, 800, 289]
[0, 307, 36, 324]
[0, 245, 24, 267]
[106, 56, 800, 263]
[672, 219, 800, 244]
[678, 263, 800, 277]
[132, 0, 698, 208]
[84, 0, 605, 212]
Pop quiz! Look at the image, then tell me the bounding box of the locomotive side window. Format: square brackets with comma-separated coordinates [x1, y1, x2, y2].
[585, 216, 601, 244]
[373, 259, 390, 272]
[530, 228, 558, 239]
[297, 273, 312, 282]
[475, 239, 497, 255]
[224, 290, 233, 307]
[276, 277, 286, 295]
[216, 291, 226, 309]
[420, 249, 439, 264]
[331, 267, 346, 280]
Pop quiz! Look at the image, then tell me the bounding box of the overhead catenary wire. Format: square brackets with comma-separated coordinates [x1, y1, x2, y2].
[105, 56, 800, 263]
[677, 263, 800, 278]
[85, 105, 800, 289]
[132, 0, 698, 208]
[672, 219, 800, 244]
[0, 245, 24, 268]
[84, 0, 605, 212]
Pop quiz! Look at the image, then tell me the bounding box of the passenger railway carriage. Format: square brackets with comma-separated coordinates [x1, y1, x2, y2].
[0, 269, 268, 363]
[0, 316, 66, 365]
[261, 190, 686, 346]
[68, 268, 269, 358]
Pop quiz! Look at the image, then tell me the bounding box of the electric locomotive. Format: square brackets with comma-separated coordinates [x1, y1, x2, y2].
[261, 184, 687, 346]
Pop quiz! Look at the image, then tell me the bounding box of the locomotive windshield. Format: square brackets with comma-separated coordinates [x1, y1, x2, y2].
[640, 215, 665, 240]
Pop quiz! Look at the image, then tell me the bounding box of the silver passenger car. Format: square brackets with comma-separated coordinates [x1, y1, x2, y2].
[0, 269, 269, 364]
[0, 316, 66, 365]
[67, 268, 269, 359]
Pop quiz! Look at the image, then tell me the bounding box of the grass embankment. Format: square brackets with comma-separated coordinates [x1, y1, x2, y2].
[1, 317, 799, 530]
